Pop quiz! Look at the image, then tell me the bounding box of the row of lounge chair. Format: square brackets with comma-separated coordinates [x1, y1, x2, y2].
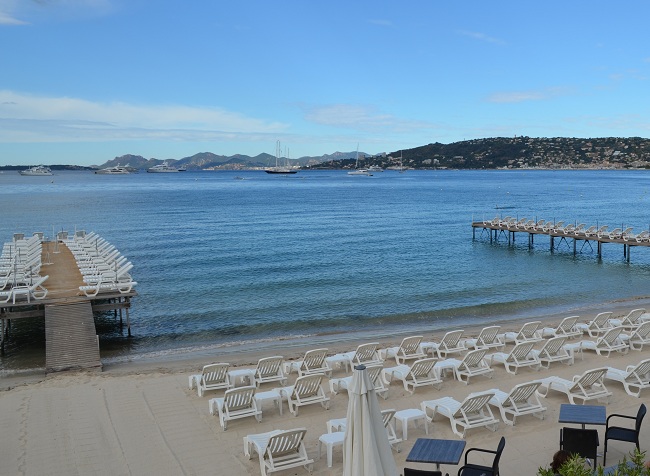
[483, 217, 650, 242]
[190, 311, 650, 401]
[192, 346, 650, 435]
[0, 233, 49, 303]
[65, 231, 137, 296]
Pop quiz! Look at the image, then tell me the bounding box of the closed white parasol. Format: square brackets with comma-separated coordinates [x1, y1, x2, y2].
[343, 364, 398, 476]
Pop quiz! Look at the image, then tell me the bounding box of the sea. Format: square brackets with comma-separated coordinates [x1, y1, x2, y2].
[2, 168, 650, 371]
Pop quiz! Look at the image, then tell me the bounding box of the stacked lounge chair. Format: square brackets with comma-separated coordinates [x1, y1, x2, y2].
[66, 232, 137, 296]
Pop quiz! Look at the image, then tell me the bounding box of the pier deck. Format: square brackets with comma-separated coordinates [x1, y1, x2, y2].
[472, 220, 649, 261]
[1, 240, 135, 371]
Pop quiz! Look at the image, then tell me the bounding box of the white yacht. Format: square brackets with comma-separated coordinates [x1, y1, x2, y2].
[347, 145, 372, 176]
[368, 165, 384, 173]
[147, 161, 179, 173]
[95, 165, 130, 175]
[19, 165, 53, 176]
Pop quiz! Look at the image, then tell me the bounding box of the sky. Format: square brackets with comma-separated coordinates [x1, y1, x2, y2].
[1, 1, 650, 166]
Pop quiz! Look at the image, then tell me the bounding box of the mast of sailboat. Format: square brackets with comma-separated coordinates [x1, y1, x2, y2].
[355, 143, 359, 169]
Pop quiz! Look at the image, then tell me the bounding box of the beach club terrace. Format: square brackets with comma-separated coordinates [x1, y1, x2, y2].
[0, 231, 137, 372]
[472, 217, 650, 262]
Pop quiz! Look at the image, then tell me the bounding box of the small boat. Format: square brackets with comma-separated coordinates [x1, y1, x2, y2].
[177, 165, 187, 172]
[347, 145, 372, 176]
[19, 165, 53, 176]
[147, 161, 179, 173]
[95, 164, 130, 175]
[368, 165, 384, 173]
[265, 141, 298, 174]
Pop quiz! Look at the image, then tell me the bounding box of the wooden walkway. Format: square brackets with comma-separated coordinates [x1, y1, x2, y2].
[472, 219, 650, 261]
[1, 240, 135, 371]
[45, 301, 101, 372]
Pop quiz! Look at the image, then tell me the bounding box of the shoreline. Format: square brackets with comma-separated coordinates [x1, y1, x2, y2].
[3, 294, 649, 387]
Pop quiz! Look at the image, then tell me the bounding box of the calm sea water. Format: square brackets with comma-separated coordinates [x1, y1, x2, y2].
[2, 169, 650, 370]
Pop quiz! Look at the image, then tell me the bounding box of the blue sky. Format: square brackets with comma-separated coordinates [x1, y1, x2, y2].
[1, 1, 650, 166]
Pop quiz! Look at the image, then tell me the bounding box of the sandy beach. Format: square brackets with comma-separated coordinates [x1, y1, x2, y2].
[1, 304, 649, 476]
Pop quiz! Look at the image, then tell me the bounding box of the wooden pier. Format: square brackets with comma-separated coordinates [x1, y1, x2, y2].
[472, 219, 650, 262]
[1, 241, 135, 371]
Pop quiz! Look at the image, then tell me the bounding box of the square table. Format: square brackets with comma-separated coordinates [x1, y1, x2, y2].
[559, 403, 606, 429]
[406, 438, 466, 470]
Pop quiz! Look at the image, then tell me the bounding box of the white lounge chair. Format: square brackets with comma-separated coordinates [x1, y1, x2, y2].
[529, 336, 573, 368]
[608, 308, 647, 331]
[325, 408, 402, 451]
[595, 225, 610, 238]
[244, 428, 313, 476]
[606, 227, 632, 240]
[604, 359, 650, 398]
[582, 225, 597, 237]
[209, 385, 262, 430]
[633, 230, 650, 243]
[0, 275, 49, 304]
[499, 321, 543, 344]
[576, 312, 614, 338]
[621, 321, 650, 351]
[381, 358, 442, 395]
[568, 326, 629, 358]
[542, 220, 562, 232]
[422, 330, 466, 359]
[254, 356, 287, 387]
[532, 219, 547, 230]
[284, 348, 332, 377]
[329, 364, 388, 400]
[380, 336, 427, 364]
[342, 342, 384, 368]
[488, 341, 541, 375]
[520, 219, 535, 230]
[280, 374, 330, 416]
[188, 362, 232, 397]
[540, 316, 581, 339]
[536, 367, 612, 404]
[514, 217, 529, 229]
[487, 381, 547, 426]
[421, 390, 499, 438]
[79, 279, 137, 297]
[552, 222, 568, 234]
[589, 226, 609, 238]
[463, 326, 505, 351]
[437, 348, 493, 384]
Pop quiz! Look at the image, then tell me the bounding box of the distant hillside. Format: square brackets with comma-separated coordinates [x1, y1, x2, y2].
[93, 136, 650, 171]
[389, 136, 650, 170]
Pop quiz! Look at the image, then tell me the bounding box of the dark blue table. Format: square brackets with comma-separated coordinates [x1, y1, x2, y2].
[406, 438, 466, 470]
[559, 403, 606, 429]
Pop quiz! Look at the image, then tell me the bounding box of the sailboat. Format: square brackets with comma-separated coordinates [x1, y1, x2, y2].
[347, 145, 372, 176]
[265, 141, 297, 174]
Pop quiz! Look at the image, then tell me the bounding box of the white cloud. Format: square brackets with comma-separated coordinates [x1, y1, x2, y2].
[486, 87, 571, 104]
[457, 30, 505, 45]
[303, 104, 435, 133]
[0, 0, 113, 25]
[0, 11, 27, 24]
[368, 19, 392, 27]
[0, 90, 289, 142]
